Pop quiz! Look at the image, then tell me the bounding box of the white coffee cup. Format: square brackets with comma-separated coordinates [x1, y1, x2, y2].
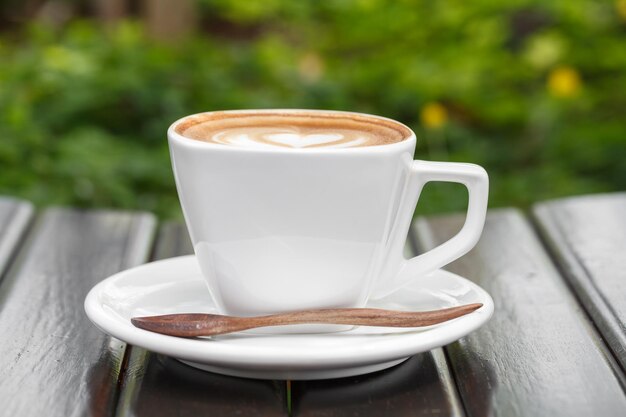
[168, 109, 488, 320]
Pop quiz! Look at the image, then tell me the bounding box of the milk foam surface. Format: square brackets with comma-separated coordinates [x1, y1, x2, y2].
[210, 126, 373, 149]
[176, 112, 409, 149]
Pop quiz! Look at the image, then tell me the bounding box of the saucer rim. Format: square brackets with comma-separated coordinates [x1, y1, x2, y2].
[85, 255, 494, 368]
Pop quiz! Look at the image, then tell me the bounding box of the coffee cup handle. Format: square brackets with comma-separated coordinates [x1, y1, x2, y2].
[370, 160, 489, 299]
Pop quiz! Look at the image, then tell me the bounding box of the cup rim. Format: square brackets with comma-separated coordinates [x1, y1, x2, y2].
[167, 109, 416, 154]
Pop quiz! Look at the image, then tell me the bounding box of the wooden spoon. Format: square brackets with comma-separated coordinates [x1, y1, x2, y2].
[131, 303, 482, 337]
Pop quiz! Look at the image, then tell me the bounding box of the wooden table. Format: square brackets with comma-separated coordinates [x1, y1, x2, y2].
[1, 193, 625, 416]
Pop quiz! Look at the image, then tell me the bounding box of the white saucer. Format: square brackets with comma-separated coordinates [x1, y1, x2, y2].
[85, 255, 493, 380]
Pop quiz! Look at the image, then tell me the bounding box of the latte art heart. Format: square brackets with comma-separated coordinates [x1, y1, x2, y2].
[177, 112, 409, 149]
[264, 132, 347, 148]
[212, 129, 370, 149]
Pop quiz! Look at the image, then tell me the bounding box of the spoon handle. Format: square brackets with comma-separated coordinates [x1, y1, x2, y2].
[131, 303, 483, 337]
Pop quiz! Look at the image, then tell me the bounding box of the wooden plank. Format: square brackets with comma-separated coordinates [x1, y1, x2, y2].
[0, 208, 156, 417]
[533, 193, 626, 371]
[292, 349, 463, 417]
[151, 221, 193, 261]
[0, 197, 33, 279]
[115, 222, 288, 417]
[412, 209, 626, 417]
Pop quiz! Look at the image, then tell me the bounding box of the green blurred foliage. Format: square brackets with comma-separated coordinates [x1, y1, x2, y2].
[1, 0, 625, 218]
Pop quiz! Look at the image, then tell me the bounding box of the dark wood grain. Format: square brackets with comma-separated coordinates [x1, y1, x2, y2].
[413, 209, 626, 417]
[533, 193, 626, 371]
[292, 349, 463, 417]
[115, 222, 288, 417]
[0, 197, 33, 278]
[0, 208, 156, 417]
[150, 221, 193, 260]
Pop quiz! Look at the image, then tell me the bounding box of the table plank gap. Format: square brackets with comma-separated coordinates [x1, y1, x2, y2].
[0, 207, 156, 417]
[412, 208, 626, 417]
[115, 222, 289, 417]
[533, 193, 626, 379]
[0, 197, 34, 281]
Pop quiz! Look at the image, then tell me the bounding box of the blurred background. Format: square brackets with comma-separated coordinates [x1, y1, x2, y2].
[1, 0, 625, 218]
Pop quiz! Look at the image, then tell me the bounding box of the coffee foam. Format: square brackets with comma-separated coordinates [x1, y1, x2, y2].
[175, 111, 410, 149]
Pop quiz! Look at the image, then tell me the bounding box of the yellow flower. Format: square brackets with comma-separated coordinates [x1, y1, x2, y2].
[616, 0, 626, 21]
[547, 66, 582, 98]
[420, 102, 448, 129]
